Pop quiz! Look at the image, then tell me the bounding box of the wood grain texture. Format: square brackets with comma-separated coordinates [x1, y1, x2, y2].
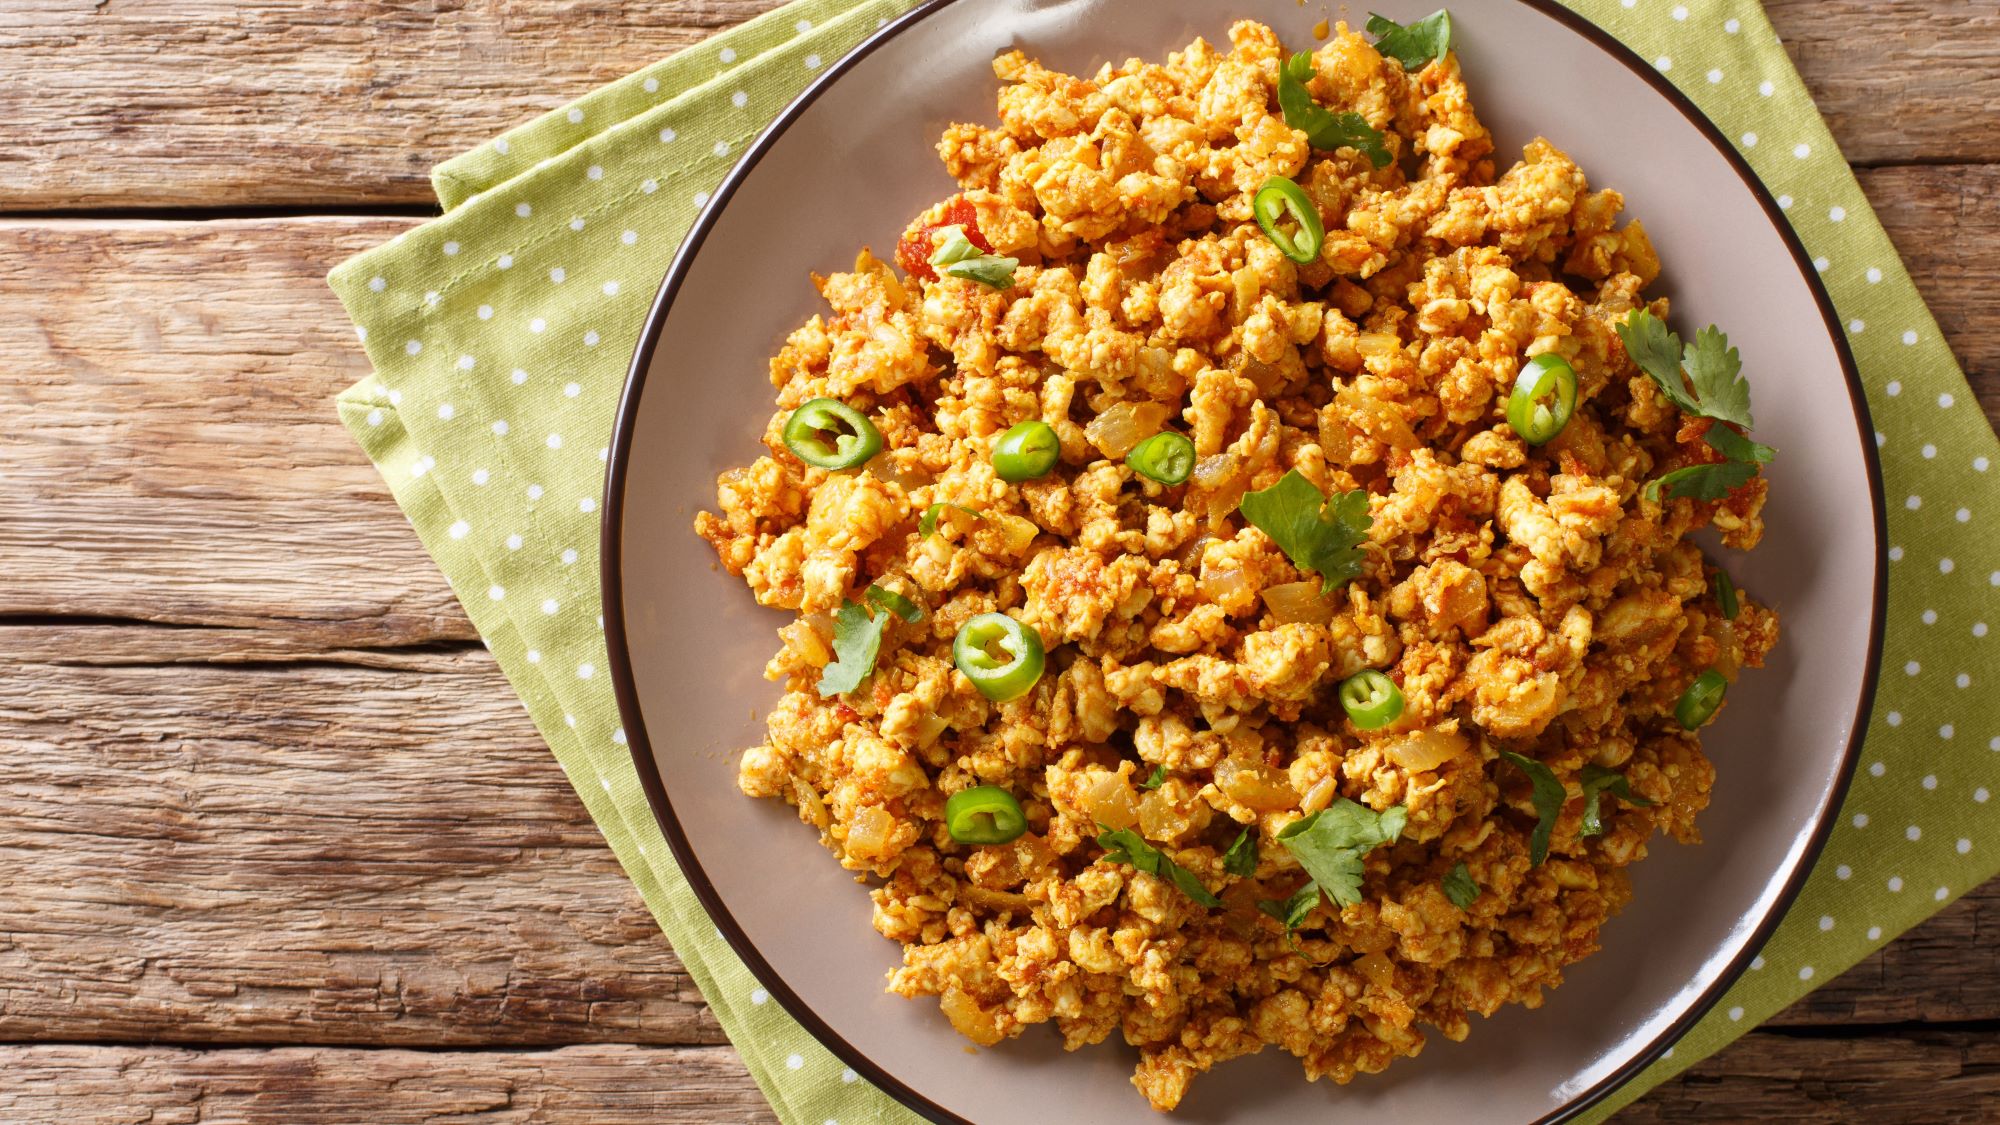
[0, 1044, 779, 1125]
[1860, 163, 2000, 421]
[3, 0, 1998, 209]
[0, 216, 474, 647]
[0, 643, 724, 1047]
[0, 1032, 1995, 1125]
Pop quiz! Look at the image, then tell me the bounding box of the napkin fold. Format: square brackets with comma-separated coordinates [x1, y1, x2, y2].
[328, 2, 2000, 1121]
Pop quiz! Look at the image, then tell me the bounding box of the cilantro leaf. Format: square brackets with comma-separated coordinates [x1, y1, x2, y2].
[864, 584, 922, 623]
[1257, 883, 1319, 930]
[1617, 309, 1699, 414]
[1703, 422, 1775, 466]
[816, 584, 913, 696]
[1642, 423, 1776, 503]
[1140, 763, 1167, 790]
[1578, 764, 1653, 837]
[1274, 798, 1407, 909]
[1442, 861, 1479, 910]
[1222, 827, 1259, 876]
[1095, 826, 1221, 908]
[1366, 9, 1453, 71]
[817, 599, 884, 697]
[928, 225, 1018, 289]
[1499, 751, 1565, 867]
[1277, 53, 1393, 168]
[1643, 458, 1759, 503]
[918, 502, 982, 539]
[1683, 325, 1754, 429]
[1617, 310, 1756, 428]
[1238, 470, 1373, 594]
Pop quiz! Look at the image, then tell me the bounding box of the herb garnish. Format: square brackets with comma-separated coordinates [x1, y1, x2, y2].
[1499, 751, 1564, 867]
[928, 225, 1018, 289]
[919, 501, 982, 538]
[1238, 469, 1373, 594]
[817, 583, 921, 697]
[1276, 53, 1392, 168]
[1222, 827, 1259, 877]
[1617, 310, 1774, 502]
[1257, 883, 1320, 930]
[1643, 424, 1776, 503]
[1261, 799, 1408, 928]
[1366, 9, 1453, 71]
[1578, 764, 1653, 837]
[1141, 763, 1167, 790]
[1619, 311, 1754, 428]
[1096, 826, 1222, 908]
[1442, 861, 1479, 910]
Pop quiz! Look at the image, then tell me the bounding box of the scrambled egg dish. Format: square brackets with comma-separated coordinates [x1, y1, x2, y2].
[697, 13, 1776, 1111]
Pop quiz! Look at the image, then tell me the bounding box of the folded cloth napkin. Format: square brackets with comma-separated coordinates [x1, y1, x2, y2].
[327, 2, 2000, 1120]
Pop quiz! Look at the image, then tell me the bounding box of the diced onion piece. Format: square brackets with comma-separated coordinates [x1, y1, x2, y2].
[1261, 580, 1336, 625]
[994, 513, 1040, 554]
[1337, 384, 1419, 450]
[1176, 534, 1214, 570]
[1215, 758, 1298, 812]
[1191, 454, 1238, 488]
[844, 804, 897, 860]
[940, 986, 1006, 1046]
[1200, 564, 1251, 607]
[1298, 775, 1337, 815]
[1382, 727, 1469, 772]
[1081, 771, 1139, 830]
[1085, 401, 1173, 460]
[1712, 619, 1742, 678]
[1353, 951, 1397, 991]
[1137, 789, 1193, 841]
[1354, 332, 1403, 358]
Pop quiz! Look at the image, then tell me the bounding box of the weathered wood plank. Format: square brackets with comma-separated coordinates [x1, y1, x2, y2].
[2, 632, 1996, 1048]
[1629, 1029, 2000, 1123]
[1859, 163, 2000, 421]
[1767, 0, 2000, 168]
[0, 216, 474, 646]
[0, 1044, 778, 1125]
[0, 0, 791, 210]
[0, 0, 1996, 210]
[0, 1032, 1992, 1124]
[0, 647, 724, 1047]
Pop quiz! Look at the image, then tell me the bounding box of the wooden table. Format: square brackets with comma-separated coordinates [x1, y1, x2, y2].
[3, 2, 1995, 1120]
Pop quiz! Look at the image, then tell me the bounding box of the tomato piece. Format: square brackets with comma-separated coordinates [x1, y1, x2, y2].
[894, 196, 991, 281]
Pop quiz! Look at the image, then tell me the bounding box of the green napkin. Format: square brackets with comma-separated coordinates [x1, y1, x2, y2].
[327, 2, 2000, 1121]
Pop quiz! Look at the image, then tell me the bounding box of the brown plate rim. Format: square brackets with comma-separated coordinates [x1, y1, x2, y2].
[600, 3, 1888, 1120]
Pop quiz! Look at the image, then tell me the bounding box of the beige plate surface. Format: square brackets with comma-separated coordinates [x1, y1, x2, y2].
[604, 2, 1885, 1120]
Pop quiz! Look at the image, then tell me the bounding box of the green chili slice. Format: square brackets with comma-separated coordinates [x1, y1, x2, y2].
[945, 785, 1027, 845]
[953, 612, 1046, 701]
[1714, 569, 1740, 620]
[1674, 668, 1728, 729]
[1338, 669, 1404, 729]
[1252, 176, 1325, 265]
[992, 419, 1061, 482]
[1126, 431, 1196, 485]
[1506, 354, 1579, 446]
[781, 398, 882, 470]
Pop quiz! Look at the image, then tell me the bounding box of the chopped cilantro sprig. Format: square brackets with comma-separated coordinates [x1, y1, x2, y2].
[1277, 53, 1392, 168]
[1238, 470, 1373, 594]
[1258, 799, 1407, 929]
[1366, 10, 1453, 71]
[1578, 764, 1653, 837]
[1096, 826, 1222, 908]
[816, 583, 922, 697]
[1500, 751, 1565, 867]
[1617, 310, 1775, 504]
[1442, 861, 1479, 910]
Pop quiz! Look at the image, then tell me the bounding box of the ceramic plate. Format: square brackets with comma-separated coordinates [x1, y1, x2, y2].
[604, 2, 1885, 1120]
